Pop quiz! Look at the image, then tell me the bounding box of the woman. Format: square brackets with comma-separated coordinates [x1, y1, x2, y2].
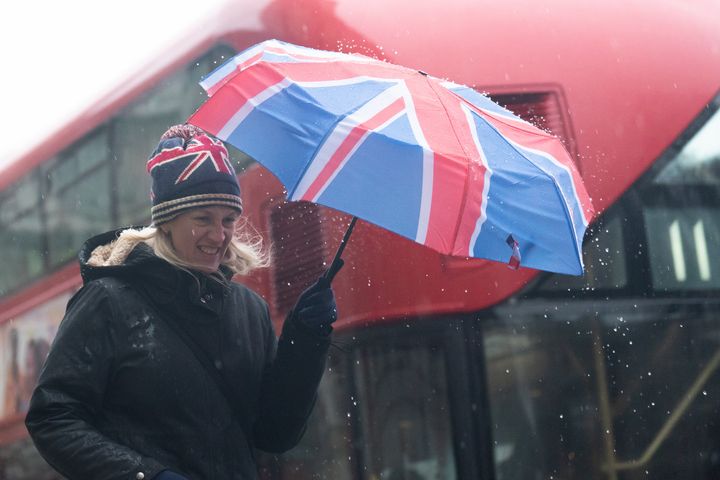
[25, 125, 340, 480]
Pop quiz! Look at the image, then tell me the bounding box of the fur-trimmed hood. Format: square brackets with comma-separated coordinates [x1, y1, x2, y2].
[85, 228, 148, 268]
[78, 228, 165, 284]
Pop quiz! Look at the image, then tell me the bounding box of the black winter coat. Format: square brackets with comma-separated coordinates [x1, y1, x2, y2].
[25, 229, 330, 480]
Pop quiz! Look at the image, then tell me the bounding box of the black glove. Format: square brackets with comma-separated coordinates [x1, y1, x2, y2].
[292, 261, 343, 335]
[154, 470, 190, 480]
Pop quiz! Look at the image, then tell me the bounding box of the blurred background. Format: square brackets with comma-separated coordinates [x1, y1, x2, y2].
[1, 1, 719, 479]
[0, 0, 225, 169]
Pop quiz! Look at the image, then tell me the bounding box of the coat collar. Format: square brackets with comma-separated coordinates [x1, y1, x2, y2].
[78, 227, 232, 310]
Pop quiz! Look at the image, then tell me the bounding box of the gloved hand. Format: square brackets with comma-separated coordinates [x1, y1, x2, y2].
[291, 261, 343, 335]
[154, 470, 190, 480]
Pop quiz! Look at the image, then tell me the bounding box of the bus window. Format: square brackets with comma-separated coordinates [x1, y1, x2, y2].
[535, 207, 629, 293]
[352, 342, 456, 480]
[653, 106, 720, 185]
[644, 206, 720, 290]
[257, 352, 356, 480]
[113, 106, 177, 226]
[0, 173, 44, 296]
[484, 301, 720, 480]
[258, 330, 459, 480]
[643, 104, 720, 291]
[483, 311, 602, 480]
[44, 128, 113, 265]
[599, 305, 720, 478]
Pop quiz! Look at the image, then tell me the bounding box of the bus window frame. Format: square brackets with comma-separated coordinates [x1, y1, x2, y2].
[637, 91, 720, 296]
[328, 314, 496, 480]
[642, 91, 720, 186]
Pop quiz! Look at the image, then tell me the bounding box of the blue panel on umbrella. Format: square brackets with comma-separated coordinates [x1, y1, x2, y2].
[226, 81, 399, 191]
[470, 116, 581, 274]
[511, 144, 587, 250]
[302, 80, 399, 116]
[453, 85, 585, 243]
[316, 114, 424, 241]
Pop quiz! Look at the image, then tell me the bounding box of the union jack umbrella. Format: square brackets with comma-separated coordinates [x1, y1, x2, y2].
[188, 39, 595, 276]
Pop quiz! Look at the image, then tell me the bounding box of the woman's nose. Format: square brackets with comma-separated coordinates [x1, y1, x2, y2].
[207, 222, 226, 242]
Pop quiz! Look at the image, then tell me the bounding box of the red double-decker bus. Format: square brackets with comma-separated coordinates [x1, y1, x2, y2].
[1, 0, 719, 478]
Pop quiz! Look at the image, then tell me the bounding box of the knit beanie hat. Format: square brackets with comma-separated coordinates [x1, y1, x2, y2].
[146, 124, 243, 225]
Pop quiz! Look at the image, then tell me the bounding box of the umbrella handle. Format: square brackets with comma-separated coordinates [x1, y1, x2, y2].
[323, 216, 358, 284]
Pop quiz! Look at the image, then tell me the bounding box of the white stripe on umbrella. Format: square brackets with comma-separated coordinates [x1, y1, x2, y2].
[463, 104, 494, 257]
[399, 84, 434, 245]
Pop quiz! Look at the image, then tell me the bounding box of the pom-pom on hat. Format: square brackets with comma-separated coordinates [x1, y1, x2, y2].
[147, 124, 242, 225]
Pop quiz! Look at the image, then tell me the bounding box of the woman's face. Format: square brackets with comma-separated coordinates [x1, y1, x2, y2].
[162, 206, 240, 272]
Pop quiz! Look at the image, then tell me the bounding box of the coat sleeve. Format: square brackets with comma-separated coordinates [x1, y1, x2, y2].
[252, 304, 331, 453]
[25, 281, 166, 480]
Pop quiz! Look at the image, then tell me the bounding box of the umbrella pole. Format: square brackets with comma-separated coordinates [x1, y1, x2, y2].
[323, 216, 358, 284]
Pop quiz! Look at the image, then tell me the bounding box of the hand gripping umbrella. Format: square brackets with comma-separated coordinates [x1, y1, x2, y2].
[188, 39, 595, 278]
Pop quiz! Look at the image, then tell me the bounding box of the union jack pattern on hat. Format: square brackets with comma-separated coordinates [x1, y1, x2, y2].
[147, 125, 242, 225]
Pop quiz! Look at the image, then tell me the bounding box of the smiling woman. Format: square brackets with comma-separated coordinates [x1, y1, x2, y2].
[23, 125, 344, 480]
[161, 206, 242, 273]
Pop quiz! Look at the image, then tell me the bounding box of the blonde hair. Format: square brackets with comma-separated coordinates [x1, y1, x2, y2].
[121, 218, 270, 278]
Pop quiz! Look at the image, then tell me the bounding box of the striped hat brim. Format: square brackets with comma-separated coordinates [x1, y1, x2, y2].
[151, 193, 243, 225]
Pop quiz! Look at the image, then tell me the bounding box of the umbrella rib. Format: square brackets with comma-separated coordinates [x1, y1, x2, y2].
[422, 75, 478, 255]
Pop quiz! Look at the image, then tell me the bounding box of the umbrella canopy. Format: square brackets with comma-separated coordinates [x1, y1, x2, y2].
[188, 39, 594, 275]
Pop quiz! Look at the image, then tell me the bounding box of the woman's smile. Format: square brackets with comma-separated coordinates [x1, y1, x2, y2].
[162, 206, 240, 272]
